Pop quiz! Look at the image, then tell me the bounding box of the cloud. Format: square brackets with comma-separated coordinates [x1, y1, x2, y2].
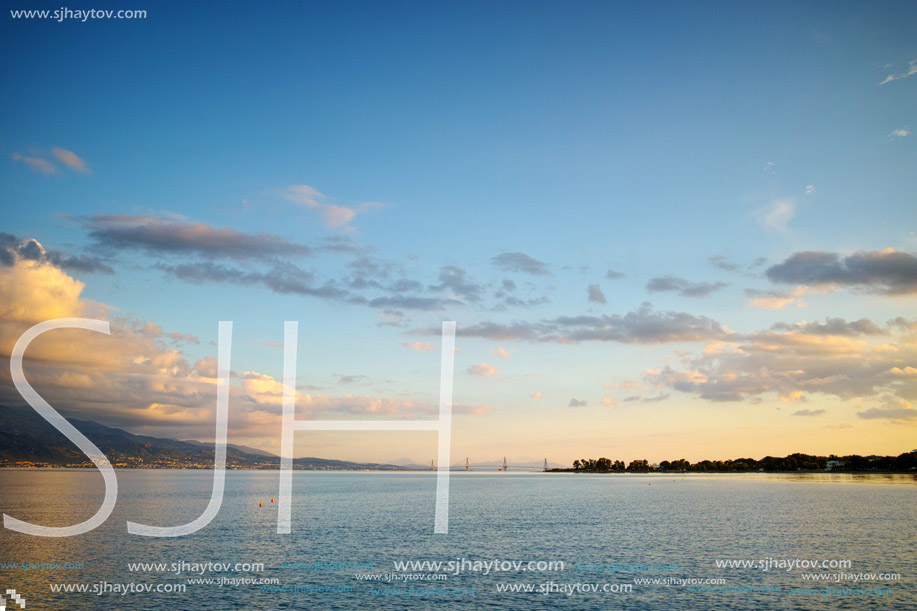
[744, 286, 821, 309]
[621, 393, 669, 403]
[448, 303, 728, 345]
[280, 184, 323, 208]
[402, 341, 433, 352]
[50, 147, 91, 173]
[545, 306, 728, 344]
[792, 409, 825, 416]
[160, 260, 353, 302]
[74, 221, 452, 310]
[491, 252, 549, 275]
[568, 398, 587, 407]
[769, 317, 888, 337]
[0, 244, 493, 446]
[0, 248, 96, 326]
[530, 392, 543, 400]
[605, 268, 625, 279]
[648, 316, 917, 405]
[278, 185, 376, 228]
[346, 256, 394, 282]
[887, 128, 910, 139]
[83, 214, 312, 260]
[805, 185, 815, 195]
[318, 235, 366, 254]
[0, 234, 113, 275]
[490, 347, 513, 359]
[708, 255, 738, 272]
[646, 276, 727, 298]
[878, 59, 917, 86]
[467, 363, 499, 377]
[321, 204, 357, 227]
[495, 294, 551, 310]
[449, 321, 540, 341]
[367, 295, 453, 311]
[11, 153, 59, 175]
[429, 265, 482, 301]
[754, 198, 796, 234]
[11, 148, 90, 176]
[857, 400, 917, 424]
[194, 357, 218, 378]
[765, 248, 917, 295]
[294, 393, 491, 417]
[169, 331, 200, 344]
[587, 284, 607, 304]
[0, 253, 237, 437]
[46, 251, 114, 274]
[237, 369, 493, 418]
[76, 216, 545, 314]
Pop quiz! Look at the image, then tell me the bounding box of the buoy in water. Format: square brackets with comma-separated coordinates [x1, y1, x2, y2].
[271, 498, 275, 503]
[259, 502, 263, 507]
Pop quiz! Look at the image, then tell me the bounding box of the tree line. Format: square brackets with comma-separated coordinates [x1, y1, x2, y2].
[557, 451, 917, 473]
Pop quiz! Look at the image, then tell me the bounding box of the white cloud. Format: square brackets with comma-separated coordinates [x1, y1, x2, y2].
[279, 185, 381, 228]
[321, 204, 357, 227]
[648, 317, 917, 406]
[878, 60, 917, 86]
[754, 198, 796, 234]
[490, 347, 513, 359]
[281, 184, 323, 208]
[804, 185, 815, 195]
[887, 128, 910, 139]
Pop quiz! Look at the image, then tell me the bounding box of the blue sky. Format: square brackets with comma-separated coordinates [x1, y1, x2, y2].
[1, 1, 915, 464]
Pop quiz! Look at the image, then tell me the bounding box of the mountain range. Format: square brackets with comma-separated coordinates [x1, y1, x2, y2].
[0, 405, 411, 470]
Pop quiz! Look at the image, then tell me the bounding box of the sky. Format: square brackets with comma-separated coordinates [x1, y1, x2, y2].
[0, 1, 915, 465]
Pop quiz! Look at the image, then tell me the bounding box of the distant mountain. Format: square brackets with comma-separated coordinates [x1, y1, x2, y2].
[390, 457, 433, 469]
[181, 439, 277, 457]
[455, 459, 566, 470]
[379, 457, 569, 470]
[0, 405, 411, 470]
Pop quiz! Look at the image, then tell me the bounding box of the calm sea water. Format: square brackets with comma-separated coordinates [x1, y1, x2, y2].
[0, 470, 915, 610]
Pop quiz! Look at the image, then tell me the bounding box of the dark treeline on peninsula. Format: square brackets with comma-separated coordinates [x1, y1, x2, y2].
[550, 451, 917, 473]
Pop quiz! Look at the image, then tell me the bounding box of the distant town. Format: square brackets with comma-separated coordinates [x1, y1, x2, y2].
[0, 457, 407, 470]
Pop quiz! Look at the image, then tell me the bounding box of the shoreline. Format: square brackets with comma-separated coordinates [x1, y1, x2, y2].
[2, 466, 915, 475]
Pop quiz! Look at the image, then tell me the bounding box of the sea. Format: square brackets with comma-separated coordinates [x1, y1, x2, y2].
[0, 470, 914, 610]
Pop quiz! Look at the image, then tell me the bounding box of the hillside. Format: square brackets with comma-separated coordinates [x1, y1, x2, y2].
[0, 405, 411, 470]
